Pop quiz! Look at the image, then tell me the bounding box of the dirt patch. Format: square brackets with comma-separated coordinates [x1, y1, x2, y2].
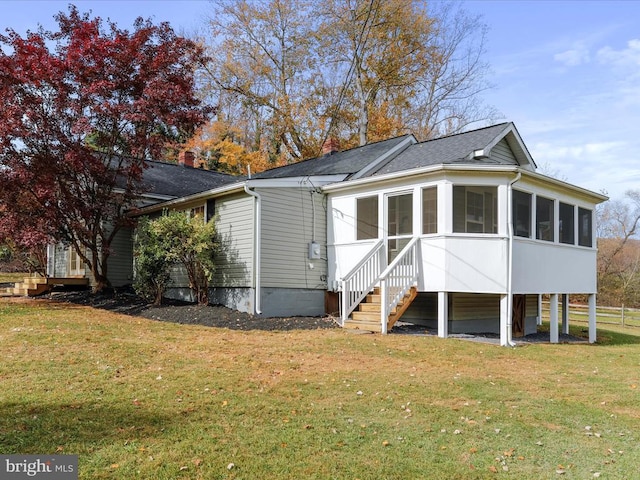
[45, 289, 338, 332]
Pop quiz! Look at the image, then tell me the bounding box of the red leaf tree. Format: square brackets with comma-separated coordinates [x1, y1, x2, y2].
[0, 6, 211, 291]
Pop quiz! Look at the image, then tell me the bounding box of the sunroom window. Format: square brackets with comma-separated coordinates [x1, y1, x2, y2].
[578, 207, 593, 247]
[453, 186, 497, 234]
[536, 196, 554, 241]
[513, 190, 531, 238]
[356, 196, 378, 240]
[422, 187, 437, 234]
[559, 202, 575, 244]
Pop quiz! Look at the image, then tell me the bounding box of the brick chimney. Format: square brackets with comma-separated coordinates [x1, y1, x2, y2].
[178, 150, 195, 167]
[322, 137, 340, 156]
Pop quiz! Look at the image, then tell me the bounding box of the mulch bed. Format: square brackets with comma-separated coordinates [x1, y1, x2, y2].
[46, 289, 339, 332]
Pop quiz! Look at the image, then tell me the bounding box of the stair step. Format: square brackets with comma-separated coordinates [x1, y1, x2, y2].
[343, 320, 382, 333]
[351, 311, 381, 322]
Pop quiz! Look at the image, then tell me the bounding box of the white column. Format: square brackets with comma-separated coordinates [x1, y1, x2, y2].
[500, 294, 510, 346]
[537, 294, 543, 326]
[561, 294, 569, 334]
[550, 293, 559, 343]
[437, 291, 448, 338]
[589, 294, 597, 343]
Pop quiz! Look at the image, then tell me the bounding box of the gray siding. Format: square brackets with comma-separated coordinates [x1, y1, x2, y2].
[259, 188, 328, 290]
[212, 192, 254, 287]
[490, 138, 518, 165]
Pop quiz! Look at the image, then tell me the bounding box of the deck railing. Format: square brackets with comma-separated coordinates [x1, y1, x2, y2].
[340, 240, 385, 325]
[379, 237, 420, 334]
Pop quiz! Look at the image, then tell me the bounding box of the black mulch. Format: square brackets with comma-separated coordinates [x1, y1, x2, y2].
[46, 289, 338, 332]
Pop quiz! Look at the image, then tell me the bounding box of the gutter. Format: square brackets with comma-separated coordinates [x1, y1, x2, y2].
[244, 184, 262, 315]
[505, 171, 521, 347]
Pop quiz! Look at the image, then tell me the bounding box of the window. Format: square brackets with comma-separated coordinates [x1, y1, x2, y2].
[513, 190, 532, 238]
[422, 187, 438, 234]
[559, 202, 575, 244]
[190, 206, 205, 219]
[356, 196, 378, 240]
[578, 207, 593, 247]
[387, 193, 413, 236]
[453, 186, 497, 234]
[536, 196, 554, 241]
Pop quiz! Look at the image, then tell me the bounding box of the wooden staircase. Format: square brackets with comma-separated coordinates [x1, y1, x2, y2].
[344, 286, 418, 333]
[0, 276, 89, 297]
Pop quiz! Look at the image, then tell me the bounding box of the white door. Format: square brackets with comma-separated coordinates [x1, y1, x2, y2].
[385, 192, 413, 263]
[68, 247, 84, 277]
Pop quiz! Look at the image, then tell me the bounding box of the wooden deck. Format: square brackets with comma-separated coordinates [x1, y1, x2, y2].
[0, 276, 89, 297]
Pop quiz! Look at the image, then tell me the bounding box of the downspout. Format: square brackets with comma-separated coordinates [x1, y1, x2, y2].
[244, 184, 262, 315]
[505, 171, 521, 347]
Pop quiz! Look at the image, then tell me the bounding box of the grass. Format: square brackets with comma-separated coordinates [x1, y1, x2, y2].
[1, 299, 639, 479]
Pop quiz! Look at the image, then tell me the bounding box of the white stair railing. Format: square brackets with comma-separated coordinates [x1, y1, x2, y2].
[340, 240, 385, 325]
[379, 237, 420, 334]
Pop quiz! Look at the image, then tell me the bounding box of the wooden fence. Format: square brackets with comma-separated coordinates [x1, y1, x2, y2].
[541, 302, 640, 329]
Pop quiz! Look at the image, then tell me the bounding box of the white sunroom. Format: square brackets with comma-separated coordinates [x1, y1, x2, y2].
[326, 160, 607, 346]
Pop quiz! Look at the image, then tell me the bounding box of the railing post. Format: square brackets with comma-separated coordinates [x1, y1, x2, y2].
[340, 280, 347, 325]
[380, 278, 388, 334]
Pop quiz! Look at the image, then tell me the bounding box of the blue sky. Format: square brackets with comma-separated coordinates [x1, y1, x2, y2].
[2, 0, 639, 201]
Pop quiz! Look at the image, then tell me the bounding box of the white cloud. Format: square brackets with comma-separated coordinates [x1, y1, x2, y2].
[597, 39, 640, 67]
[554, 47, 590, 67]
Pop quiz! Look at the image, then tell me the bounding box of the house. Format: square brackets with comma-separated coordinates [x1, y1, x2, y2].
[46, 152, 241, 288]
[50, 123, 608, 346]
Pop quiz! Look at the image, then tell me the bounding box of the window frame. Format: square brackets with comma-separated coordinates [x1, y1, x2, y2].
[356, 195, 379, 240]
[535, 195, 554, 242]
[559, 202, 575, 245]
[422, 186, 438, 235]
[453, 185, 498, 234]
[578, 207, 593, 247]
[512, 189, 532, 238]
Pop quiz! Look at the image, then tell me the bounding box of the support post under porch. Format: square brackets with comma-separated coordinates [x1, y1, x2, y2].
[499, 294, 512, 347]
[437, 291, 448, 338]
[589, 293, 597, 343]
[562, 294, 570, 335]
[550, 293, 559, 344]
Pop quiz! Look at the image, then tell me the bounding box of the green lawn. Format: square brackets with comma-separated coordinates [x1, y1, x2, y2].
[1, 299, 639, 479]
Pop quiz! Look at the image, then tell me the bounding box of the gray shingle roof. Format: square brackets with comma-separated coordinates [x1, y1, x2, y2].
[141, 160, 242, 198]
[368, 123, 514, 177]
[253, 135, 414, 179]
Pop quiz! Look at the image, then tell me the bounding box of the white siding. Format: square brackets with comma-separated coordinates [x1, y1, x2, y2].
[259, 187, 327, 290]
[512, 239, 597, 293]
[212, 192, 254, 287]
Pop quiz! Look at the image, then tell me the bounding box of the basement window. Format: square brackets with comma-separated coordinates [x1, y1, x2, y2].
[356, 196, 379, 240]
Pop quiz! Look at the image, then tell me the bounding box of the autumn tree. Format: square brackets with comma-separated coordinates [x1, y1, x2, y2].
[596, 190, 640, 306]
[204, 0, 320, 163]
[0, 6, 210, 291]
[201, 0, 495, 168]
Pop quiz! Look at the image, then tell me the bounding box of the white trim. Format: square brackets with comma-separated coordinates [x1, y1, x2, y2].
[131, 183, 246, 215]
[244, 184, 262, 315]
[322, 164, 607, 204]
[247, 175, 347, 188]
